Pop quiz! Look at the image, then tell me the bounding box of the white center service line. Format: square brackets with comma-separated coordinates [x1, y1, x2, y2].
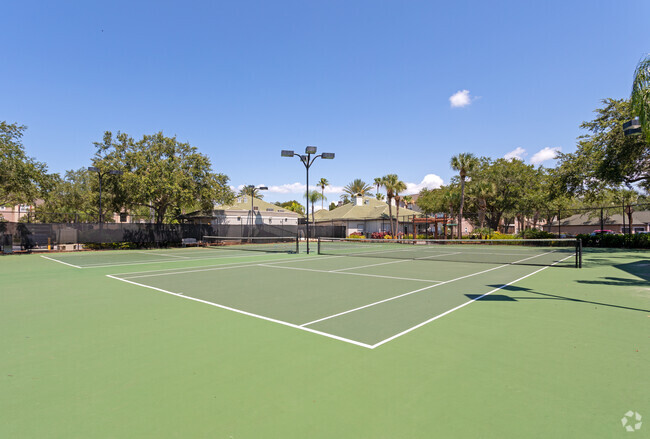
[298, 251, 558, 328]
[370, 253, 576, 348]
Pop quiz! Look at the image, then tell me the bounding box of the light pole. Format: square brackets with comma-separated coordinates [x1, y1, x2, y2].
[246, 185, 268, 239]
[88, 167, 123, 223]
[281, 147, 335, 253]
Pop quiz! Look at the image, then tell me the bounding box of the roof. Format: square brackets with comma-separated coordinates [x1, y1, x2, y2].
[313, 196, 419, 222]
[183, 197, 302, 218]
[549, 210, 650, 226]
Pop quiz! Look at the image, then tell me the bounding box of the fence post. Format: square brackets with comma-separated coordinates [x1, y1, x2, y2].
[600, 208, 604, 232]
[558, 209, 561, 237]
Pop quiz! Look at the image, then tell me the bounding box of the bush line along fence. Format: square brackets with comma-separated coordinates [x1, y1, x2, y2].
[0, 222, 346, 251]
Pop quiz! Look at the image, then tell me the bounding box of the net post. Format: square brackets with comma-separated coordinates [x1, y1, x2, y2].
[317, 237, 321, 254]
[295, 235, 300, 253]
[578, 238, 582, 268]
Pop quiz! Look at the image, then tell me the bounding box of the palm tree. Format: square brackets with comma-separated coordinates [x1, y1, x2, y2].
[631, 54, 650, 142]
[375, 193, 385, 201]
[306, 190, 324, 226]
[343, 179, 373, 197]
[402, 195, 413, 209]
[373, 177, 383, 197]
[238, 186, 263, 199]
[317, 177, 329, 210]
[381, 174, 406, 237]
[450, 153, 479, 239]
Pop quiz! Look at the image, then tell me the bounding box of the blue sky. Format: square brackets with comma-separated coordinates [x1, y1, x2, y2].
[2, 1, 649, 205]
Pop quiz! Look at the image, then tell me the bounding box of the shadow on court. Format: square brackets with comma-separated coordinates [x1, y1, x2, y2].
[466, 283, 650, 313]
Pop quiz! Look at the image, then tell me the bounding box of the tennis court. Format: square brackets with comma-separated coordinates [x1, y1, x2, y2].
[2, 239, 648, 438]
[42, 237, 581, 348]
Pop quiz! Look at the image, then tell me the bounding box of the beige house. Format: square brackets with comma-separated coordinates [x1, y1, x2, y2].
[544, 210, 650, 235]
[183, 196, 301, 228]
[312, 196, 421, 237]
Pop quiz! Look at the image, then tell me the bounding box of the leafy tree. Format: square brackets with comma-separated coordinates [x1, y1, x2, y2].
[94, 131, 233, 223]
[381, 174, 406, 237]
[35, 168, 97, 222]
[339, 194, 351, 204]
[317, 177, 329, 210]
[328, 202, 337, 211]
[0, 122, 55, 207]
[343, 179, 373, 197]
[274, 200, 305, 215]
[555, 99, 650, 194]
[450, 153, 479, 238]
[631, 54, 650, 142]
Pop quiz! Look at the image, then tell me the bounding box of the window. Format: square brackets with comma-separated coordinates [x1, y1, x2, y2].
[634, 227, 646, 233]
[266, 208, 273, 212]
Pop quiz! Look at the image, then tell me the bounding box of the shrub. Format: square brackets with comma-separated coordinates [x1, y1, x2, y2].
[371, 232, 389, 239]
[577, 233, 650, 248]
[348, 233, 365, 239]
[518, 229, 555, 239]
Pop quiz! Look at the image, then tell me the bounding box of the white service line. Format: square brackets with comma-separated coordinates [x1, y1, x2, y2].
[370, 253, 576, 348]
[135, 251, 191, 259]
[329, 259, 411, 272]
[114, 255, 344, 279]
[299, 250, 558, 327]
[105, 274, 373, 349]
[260, 264, 443, 283]
[39, 255, 83, 269]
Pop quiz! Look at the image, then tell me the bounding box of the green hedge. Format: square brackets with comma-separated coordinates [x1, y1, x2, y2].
[577, 233, 650, 249]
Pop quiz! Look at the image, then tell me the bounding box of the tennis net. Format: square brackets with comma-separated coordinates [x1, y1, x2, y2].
[318, 237, 582, 267]
[203, 236, 300, 254]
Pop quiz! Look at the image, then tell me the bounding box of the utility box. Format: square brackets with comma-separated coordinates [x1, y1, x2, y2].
[2, 234, 13, 254]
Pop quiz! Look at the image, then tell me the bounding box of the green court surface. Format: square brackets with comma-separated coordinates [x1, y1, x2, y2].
[1, 246, 648, 438]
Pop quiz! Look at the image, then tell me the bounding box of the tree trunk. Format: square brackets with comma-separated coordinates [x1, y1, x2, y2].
[387, 198, 395, 237]
[458, 178, 465, 239]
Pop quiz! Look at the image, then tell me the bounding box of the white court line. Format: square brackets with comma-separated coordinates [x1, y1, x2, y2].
[135, 251, 191, 259]
[261, 264, 443, 283]
[40, 255, 83, 269]
[370, 253, 576, 348]
[70, 251, 289, 269]
[330, 259, 411, 272]
[299, 251, 558, 327]
[105, 274, 373, 349]
[114, 255, 344, 279]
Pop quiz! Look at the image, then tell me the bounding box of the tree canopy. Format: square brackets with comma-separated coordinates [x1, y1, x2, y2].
[93, 131, 233, 223]
[555, 99, 650, 194]
[0, 122, 55, 206]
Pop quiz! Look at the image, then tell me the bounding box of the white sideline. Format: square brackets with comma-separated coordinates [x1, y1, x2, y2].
[39, 255, 83, 269]
[299, 251, 558, 327]
[105, 274, 374, 349]
[370, 253, 576, 348]
[135, 251, 191, 259]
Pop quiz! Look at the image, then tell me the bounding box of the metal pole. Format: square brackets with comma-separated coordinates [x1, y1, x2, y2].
[305, 152, 310, 254]
[557, 209, 561, 237]
[600, 207, 604, 232]
[98, 173, 103, 224]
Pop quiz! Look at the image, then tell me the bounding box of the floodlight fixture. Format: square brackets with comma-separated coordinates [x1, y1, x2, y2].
[280, 145, 335, 253]
[88, 166, 99, 172]
[623, 117, 642, 136]
[259, 186, 268, 190]
[109, 170, 123, 176]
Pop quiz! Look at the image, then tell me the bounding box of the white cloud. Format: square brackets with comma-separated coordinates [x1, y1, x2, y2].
[449, 90, 472, 108]
[264, 182, 344, 194]
[504, 147, 527, 161]
[405, 174, 444, 193]
[530, 147, 561, 165]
